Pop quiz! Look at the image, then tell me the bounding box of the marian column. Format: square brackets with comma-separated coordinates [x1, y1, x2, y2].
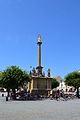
[36, 34, 43, 76]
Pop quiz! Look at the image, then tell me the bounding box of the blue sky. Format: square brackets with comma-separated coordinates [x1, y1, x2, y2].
[0, 0, 80, 78]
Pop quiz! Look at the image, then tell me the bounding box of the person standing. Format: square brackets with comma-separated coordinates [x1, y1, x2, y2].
[61, 89, 66, 100]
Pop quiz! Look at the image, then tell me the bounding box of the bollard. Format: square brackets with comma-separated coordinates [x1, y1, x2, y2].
[6, 96, 8, 101]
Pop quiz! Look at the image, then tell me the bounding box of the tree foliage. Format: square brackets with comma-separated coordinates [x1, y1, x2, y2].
[0, 72, 2, 87]
[65, 71, 80, 98]
[65, 71, 80, 88]
[52, 78, 59, 89]
[0, 66, 30, 98]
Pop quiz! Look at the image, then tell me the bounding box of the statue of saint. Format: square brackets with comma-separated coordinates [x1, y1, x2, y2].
[48, 68, 50, 77]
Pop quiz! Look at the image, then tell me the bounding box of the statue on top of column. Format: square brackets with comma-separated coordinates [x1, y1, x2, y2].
[38, 34, 41, 42]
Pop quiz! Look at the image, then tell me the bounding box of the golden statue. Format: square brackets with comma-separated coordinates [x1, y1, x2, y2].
[38, 34, 41, 42]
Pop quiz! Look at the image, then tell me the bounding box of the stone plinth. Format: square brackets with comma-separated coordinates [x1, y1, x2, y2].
[28, 76, 52, 96]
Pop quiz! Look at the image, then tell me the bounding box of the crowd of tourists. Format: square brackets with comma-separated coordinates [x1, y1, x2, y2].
[51, 89, 76, 101]
[0, 88, 77, 101]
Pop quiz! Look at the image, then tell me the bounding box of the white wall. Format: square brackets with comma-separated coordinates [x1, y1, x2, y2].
[0, 92, 8, 97]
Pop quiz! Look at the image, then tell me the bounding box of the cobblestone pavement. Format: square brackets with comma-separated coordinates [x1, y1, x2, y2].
[0, 97, 80, 120]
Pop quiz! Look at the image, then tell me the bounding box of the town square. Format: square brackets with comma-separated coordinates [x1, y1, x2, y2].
[0, 0, 80, 120]
[0, 96, 80, 120]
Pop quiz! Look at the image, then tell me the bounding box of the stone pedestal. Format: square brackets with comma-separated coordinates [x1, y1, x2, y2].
[28, 76, 52, 96]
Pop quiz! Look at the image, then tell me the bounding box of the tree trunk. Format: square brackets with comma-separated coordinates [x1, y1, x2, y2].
[13, 89, 16, 100]
[76, 88, 79, 98]
[7, 89, 9, 97]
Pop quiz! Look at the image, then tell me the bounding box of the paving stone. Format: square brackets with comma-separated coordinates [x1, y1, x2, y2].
[0, 97, 80, 120]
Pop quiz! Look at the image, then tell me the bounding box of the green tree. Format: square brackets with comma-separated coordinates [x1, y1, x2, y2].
[65, 71, 80, 98]
[52, 78, 59, 89]
[0, 66, 30, 99]
[0, 72, 3, 87]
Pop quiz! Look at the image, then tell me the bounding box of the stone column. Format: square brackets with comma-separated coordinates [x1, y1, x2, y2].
[38, 43, 41, 66]
[36, 34, 43, 75]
